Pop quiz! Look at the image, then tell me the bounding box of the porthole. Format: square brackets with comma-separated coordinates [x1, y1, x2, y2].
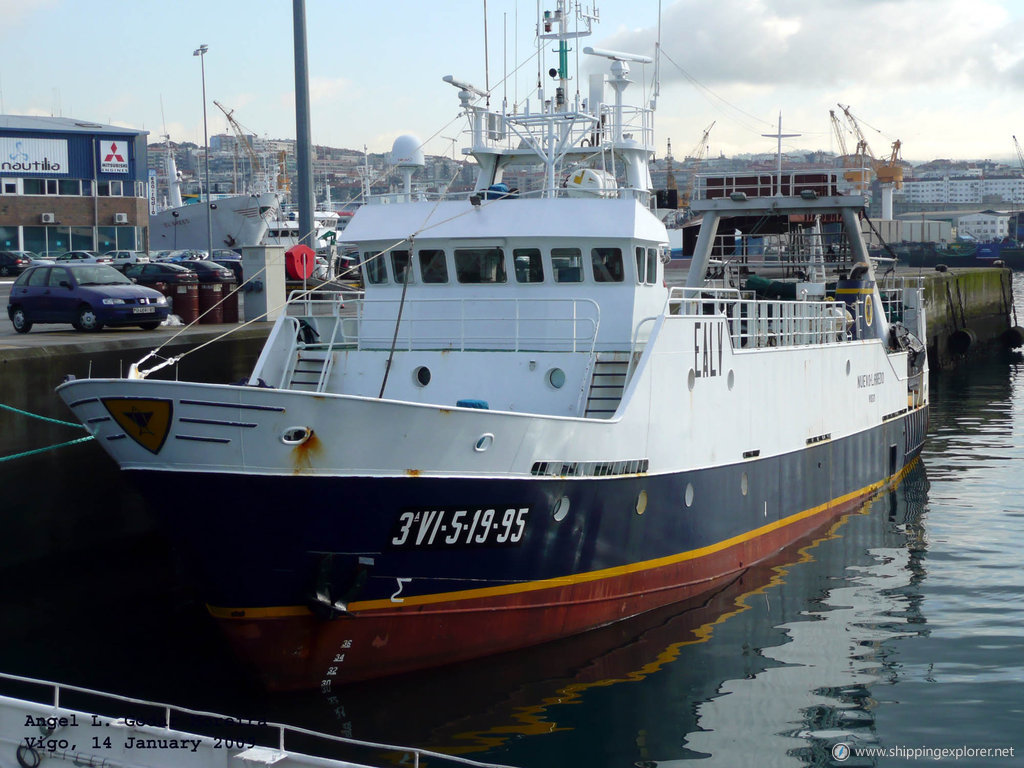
[547, 367, 566, 389]
[741, 472, 748, 496]
[281, 426, 312, 445]
[414, 366, 431, 386]
[684, 482, 695, 508]
[846, 360, 851, 376]
[727, 369, 735, 391]
[687, 369, 696, 392]
[474, 433, 494, 452]
[636, 490, 648, 516]
[552, 495, 570, 521]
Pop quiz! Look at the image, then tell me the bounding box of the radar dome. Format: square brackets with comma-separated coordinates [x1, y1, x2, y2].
[391, 134, 425, 167]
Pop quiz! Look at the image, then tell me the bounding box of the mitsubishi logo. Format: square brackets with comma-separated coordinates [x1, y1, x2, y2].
[104, 142, 125, 163]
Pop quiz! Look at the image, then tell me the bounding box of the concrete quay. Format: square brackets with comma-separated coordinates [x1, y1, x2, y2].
[916, 266, 1022, 369]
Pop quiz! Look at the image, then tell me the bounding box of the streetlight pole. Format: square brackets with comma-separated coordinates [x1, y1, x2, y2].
[193, 43, 213, 258]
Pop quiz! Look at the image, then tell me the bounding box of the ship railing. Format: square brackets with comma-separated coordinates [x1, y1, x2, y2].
[877, 275, 926, 327]
[706, 231, 855, 272]
[466, 102, 655, 155]
[668, 287, 848, 348]
[0, 671, 514, 768]
[287, 292, 602, 353]
[695, 171, 843, 200]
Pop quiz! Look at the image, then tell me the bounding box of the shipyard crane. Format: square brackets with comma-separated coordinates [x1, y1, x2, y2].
[831, 107, 870, 193]
[1011, 136, 1024, 240]
[680, 121, 715, 208]
[664, 138, 678, 194]
[836, 103, 903, 218]
[213, 101, 269, 193]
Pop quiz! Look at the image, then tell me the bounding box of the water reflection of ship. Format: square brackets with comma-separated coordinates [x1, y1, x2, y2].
[254, 464, 927, 766]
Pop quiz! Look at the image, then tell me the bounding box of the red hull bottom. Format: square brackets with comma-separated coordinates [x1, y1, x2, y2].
[215, 488, 878, 692]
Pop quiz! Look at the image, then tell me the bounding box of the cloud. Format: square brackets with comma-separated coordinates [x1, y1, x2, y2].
[596, 0, 1019, 91]
[309, 76, 352, 103]
[0, 0, 56, 26]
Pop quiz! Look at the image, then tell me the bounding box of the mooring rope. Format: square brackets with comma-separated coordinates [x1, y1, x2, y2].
[0, 435, 94, 464]
[0, 402, 87, 430]
[0, 402, 94, 463]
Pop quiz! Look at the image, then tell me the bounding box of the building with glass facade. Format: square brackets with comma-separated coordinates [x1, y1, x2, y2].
[0, 115, 148, 257]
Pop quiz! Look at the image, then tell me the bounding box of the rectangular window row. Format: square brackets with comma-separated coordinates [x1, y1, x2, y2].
[364, 244, 662, 286]
[1, 178, 146, 197]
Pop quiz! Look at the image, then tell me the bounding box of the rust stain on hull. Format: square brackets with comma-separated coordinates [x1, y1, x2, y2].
[291, 430, 322, 474]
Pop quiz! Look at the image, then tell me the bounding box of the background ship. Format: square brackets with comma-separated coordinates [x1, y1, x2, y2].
[149, 140, 279, 251]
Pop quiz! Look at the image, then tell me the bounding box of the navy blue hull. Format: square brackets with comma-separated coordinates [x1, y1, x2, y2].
[122, 405, 927, 688]
[132, 406, 928, 610]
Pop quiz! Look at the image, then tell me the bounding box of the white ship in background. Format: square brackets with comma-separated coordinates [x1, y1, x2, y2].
[149, 143, 279, 252]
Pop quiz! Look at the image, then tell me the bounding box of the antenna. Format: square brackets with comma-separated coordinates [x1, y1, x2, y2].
[442, 75, 489, 100]
[582, 47, 653, 64]
[651, 0, 661, 110]
[483, 0, 491, 107]
[761, 112, 800, 196]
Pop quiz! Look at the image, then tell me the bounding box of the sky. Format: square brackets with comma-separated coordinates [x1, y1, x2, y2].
[2, 0, 1024, 165]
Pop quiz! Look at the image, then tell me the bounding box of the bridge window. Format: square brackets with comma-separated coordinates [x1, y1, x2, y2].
[591, 247, 624, 282]
[391, 250, 414, 283]
[455, 247, 507, 283]
[635, 246, 658, 285]
[418, 249, 448, 283]
[364, 252, 388, 284]
[552, 247, 582, 283]
[513, 248, 544, 283]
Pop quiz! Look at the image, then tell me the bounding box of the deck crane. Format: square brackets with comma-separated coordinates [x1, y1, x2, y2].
[1013, 135, 1024, 174]
[213, 101, 270, 194]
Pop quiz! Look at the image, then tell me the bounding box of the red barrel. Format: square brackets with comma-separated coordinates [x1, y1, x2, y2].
[172, 278, 200, 324]
[221, 275, 239, 323]
[198, 281, 224, 324]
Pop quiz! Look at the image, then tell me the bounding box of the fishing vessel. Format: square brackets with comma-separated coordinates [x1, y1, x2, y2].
[57, 3, 928, 691]
[149, 142, 279, 251]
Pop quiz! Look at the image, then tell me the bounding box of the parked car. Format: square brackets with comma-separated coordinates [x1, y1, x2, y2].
[210, 250, 243, 282]
[187, 261, 236, 283]
[157, 249, 207, 262]
[0, 250, 36, 277]
[56, 250, 113, 264]
[7, 263, 170, 333]
[123, 261, 199, 285]
[104, 250, 150, 269]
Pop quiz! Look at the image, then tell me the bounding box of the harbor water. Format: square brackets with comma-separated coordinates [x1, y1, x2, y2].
[1, 277, 1022, 767]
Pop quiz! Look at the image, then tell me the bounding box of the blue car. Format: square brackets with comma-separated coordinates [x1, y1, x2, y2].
[7, 263, 170, 333]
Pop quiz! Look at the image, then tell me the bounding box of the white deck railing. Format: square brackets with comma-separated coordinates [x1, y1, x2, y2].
[286, 293, 601, 353]
[668, 287, 848, 348]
